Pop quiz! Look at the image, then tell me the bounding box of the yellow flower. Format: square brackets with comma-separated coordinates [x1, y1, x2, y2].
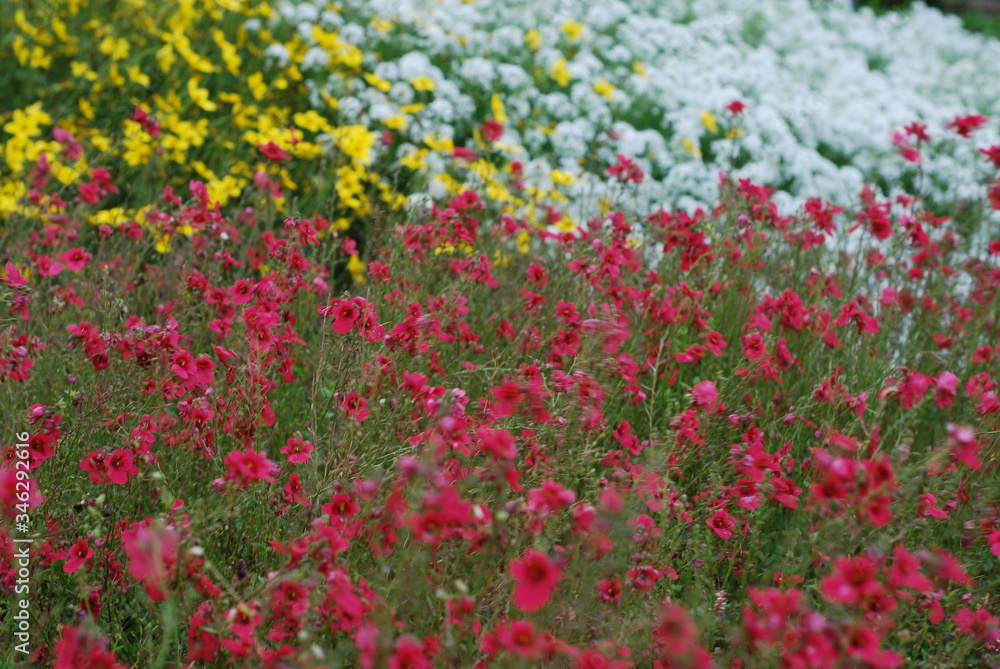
[598, 196, 612, 215]
[491, 93, 507, 123]
[155, 233, 173, 254]
[78, 98, 95, 120]
[424, 133, 454, 152]
[213, 29, 242, 75]
[363, 72, 392, 93]
[29, 47, 52, 70]
[89, 208, 127, 227]
[549, 58, 571, 87]
[51, 161, 86, 185]
[516, 229, 531, 254]
[292, 110, 332, 133]
[0, 180, 27, 214]
[550, 169, 576, 186]
[561, 19, 584, 42]
[187, 78, 218, 112]
[726, 128, 743, 139]
[191, 160, 217, 181]
[207, 175, 245, 206]
[336, 164, 365, 210]
[592, 78, 615, 101]
[383, 115, 408, 130]
[400, 149, 427, 170]
[71, 61, 97, 80]
[700, 109, 718, 133]
[400, 103, 425, 114]
[98, 35, 130, 61]
[90, 133, 112, 152]
[3, 104, 51, 139]
[156, 44, 176, 72]
[409, 75, 435, 92]
[682, 138, 702, 158]
[311, 26, 363, 69]
[633, 61, 647, 78]
[4, 138, 29, 172]
[332, 125, 376, 165]
[554, 214, 578, 233]
[525, 29, 542, 51]
[347, 255, 366, 284]
[11, 37, 30, 66]
[247, 72, 268, 101]
[371, 15, 394, 32]
[128, 65, 151, 87]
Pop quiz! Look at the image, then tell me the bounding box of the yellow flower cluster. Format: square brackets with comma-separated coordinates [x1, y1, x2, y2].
[1, 0, 603, 271]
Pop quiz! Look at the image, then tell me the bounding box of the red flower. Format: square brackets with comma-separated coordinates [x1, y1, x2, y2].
[596, 578, 622, 603]
[490, 380, 523, 417]
[229, 279, 255, 305]
[510, 549, 561, 612]
[258, 141, 291, 162]
[707, 508, 736, 540]
[979, 144, 1000, 168]
[945, 114, 988, 138]
[62, 538, 94, 573]
[703, 330, 727, 355]
[576, 647, 633, 669]
[106, 448, 139, 485]
[53, 625, 127, 669]
[340, 391, 370, 422]
[481, 119, 504, 143]
[388, 636, 433, 669]
[222, 447, 279, 488]
[281, 435, 314, 463]
[691, 380, 722, 413]
[820, 555, 881, 605]
[726, 100, 746, 114]
[122, 520, 179, 602]
[947, 422, 982, 470]
[58, 247, 92, 272]
[887, 544, 933, 593]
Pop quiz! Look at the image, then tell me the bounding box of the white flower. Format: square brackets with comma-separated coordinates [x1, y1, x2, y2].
[338, 96, 364, 120]
[339, 22, 365, 45]
[301, 46, 330, 71]
[427, 98, 456, 123]
[263, 44, 290, 68]
[459, 57, 495, 88]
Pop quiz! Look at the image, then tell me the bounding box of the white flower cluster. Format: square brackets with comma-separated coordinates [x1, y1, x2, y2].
[264, 0, 1000, 217]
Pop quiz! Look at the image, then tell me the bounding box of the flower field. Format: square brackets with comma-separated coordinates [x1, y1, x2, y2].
[2, 0, 1000, 666]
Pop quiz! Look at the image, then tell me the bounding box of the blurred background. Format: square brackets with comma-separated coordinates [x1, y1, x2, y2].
[857, 0, 1000, 36]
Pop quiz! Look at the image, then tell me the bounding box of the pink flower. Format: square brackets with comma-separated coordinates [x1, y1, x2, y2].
[490, 380, 523, 417]
[121, 521, 179, 602]
[106, 449, 139, 485]
[36, 255, 64, 276]
[229, 279, 255, 305]
[63, 538, 94, 573]
[318, 298, 367, 335]
[281, 435, 314, 463]
[691, 380, 721, 412]
[510, 549, 561, 612]
[222, 447, 279, 488]
[820, 556, 881, 605]
[707, 508, 736, 540]
[340, 391, 370, 422]
[481, 119, 504, 143]
[945, 114, 988, 138]
[58, 248, 92, 272]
